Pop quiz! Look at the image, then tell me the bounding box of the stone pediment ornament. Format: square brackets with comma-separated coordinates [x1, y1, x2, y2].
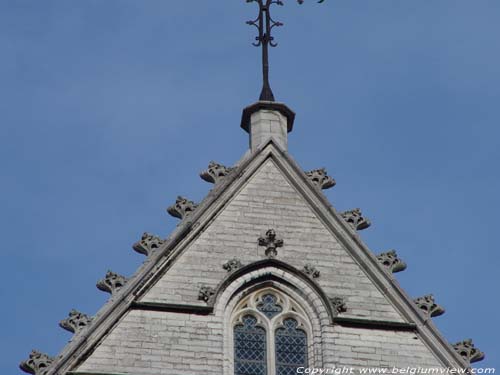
[223, 258, 243, 272]
[198, 286, 216, 303]
[167, 196, 198, 220]
[96, 271, 129, 295]
[258, 229, 284, 258]
[200, 161, 234, 184]
[303, 264, 320, 278]
[133, 232, 165, 257]
[377, 250, 407, 273]
[329, 296, 347, 315]
[305, 168, 336, 190]
[413, 295, 445, 318]
[59, 309, 93, 334]
[452, 339, 485, 365]
[341, 208, 371, 231]
[20, 350, 54, 375]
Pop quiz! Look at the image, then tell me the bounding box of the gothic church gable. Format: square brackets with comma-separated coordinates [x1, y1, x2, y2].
[66, 142, 468, 375]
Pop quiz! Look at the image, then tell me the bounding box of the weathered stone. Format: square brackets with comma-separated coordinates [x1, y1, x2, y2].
[330, 296, 347, 314]
[200, 161, 234, 184]
[452, 339, 485, 364]
[377, 250, 407, 273]
[258, 229, 284, 258]
[222, 258, 243, 272]
[303, 264, 320, 278]
[96, 271, 128, 295]
[198, 286, 216, 303]
[167, 196, 198, 220]
[305, 168, 336, 190]
[20, 350, 54, 375]
[133, 232, 165, 256]
[341, 208, 371, 231]
[59, 309, 93, 334]
[413, 295, 445, 318]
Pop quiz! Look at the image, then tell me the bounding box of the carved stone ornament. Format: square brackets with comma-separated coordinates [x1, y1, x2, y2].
[305, 168, 336, 190]
[303, 264, 320, 278]
[341, 208, 371, 231]
[200, 161, 234, 184]
[377, 250, 407, 273]
[452, 339, 485, 364]
[258, 229, 284, 258]
[59, 309, 93, 334]
[222, 258, 243, 272]
[167, 196, 198, 220]
[413, 294, 445, 318]
[20, 350, 54, 375]
[96, 270, 129, 295]
[198, 286, 216, 303]
[330, 296, 347, 314]
[133, 232, 165, 256]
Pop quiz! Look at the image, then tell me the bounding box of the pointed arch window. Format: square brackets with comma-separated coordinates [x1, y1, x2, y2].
[232, 289, 310, 375]
[234, 315, 267, 375]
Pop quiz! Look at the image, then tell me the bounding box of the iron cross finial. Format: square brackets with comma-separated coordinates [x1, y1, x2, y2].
[245, 0, 324, 102]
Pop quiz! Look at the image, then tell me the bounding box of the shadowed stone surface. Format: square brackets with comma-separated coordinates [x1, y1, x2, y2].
[222, 258, 243, 272]
[330, 296, 347, 314]
[303, 264, 320, 278]
[59, 309, 93, 334]
[452, 339, 485, 364]
[258, 229, 284, 258]
[198, 286, 216, 303]
[20, 350, 54, 375]
[96, 271, 128, 295]
[133, 232, 165, 257]
[167, 196, 198, 220]
[414, 295, 445, 318]
[377, 250, 407, 273]
[200, 161, 234, 184]
[341, 208, 371, 231]
[305, 168, 336, 190]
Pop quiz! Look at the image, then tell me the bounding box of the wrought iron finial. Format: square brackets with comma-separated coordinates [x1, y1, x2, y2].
[245, 0, 322, 101]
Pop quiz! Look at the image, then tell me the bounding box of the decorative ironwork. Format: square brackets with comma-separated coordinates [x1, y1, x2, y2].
[340, 208, 371, 231]
[303, 264, 320, 278]
[413, 295, 445, 318]
[19, 350, 54, 375]
[377, 250, 407, 273]
[198, 285, 216, 303]
[258, 229, 284, 258]
[305, 168, 336, 190]
[330, 296, 347, 314]
[257, 293, 283, 319]
[167, 196, 198, 220]
[59, 309, 93, 334]
[223, 258, 243, 272]
[133, 232, 165, 257]
[275, 318, 308, 374]
[96, 270, 128, 295]
[200, 161, 234, 184]
[245, 0, 322, 101]
[234, 315, 267, 375]
[452, 339, 485, 365]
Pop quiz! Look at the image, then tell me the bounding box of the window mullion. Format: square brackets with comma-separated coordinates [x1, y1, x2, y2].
[268, 320, 276, 375]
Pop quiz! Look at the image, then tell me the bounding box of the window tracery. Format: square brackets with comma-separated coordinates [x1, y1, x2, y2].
[232, 289, 311, 375]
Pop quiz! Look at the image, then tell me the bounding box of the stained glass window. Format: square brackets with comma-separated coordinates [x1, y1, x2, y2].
[234, 315, 267, 375]
[275, 318, 308, 375]
[257, 294, 283, 319]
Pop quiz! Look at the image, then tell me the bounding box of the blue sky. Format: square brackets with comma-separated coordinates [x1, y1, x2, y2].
[1, 1, 499, 372]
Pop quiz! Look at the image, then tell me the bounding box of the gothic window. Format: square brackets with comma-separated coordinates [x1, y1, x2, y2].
[257, 294, 283, 319]
[275, 318, 308, 375]
[232, 289, 311, 375]
[234, 315, 267, 375]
